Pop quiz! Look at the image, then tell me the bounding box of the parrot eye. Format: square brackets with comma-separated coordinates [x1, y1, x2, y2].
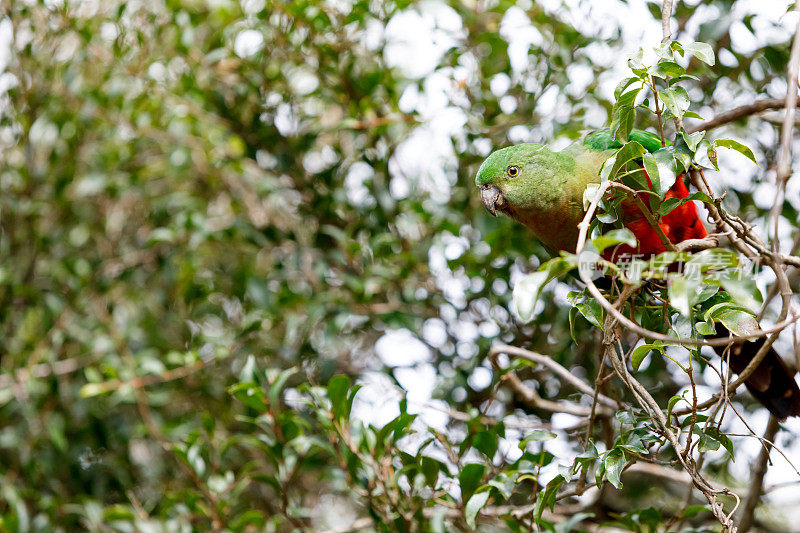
[507, 165, 519, 177]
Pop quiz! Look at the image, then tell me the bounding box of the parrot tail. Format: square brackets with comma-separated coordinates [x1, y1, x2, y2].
[714, 336, 800, 419]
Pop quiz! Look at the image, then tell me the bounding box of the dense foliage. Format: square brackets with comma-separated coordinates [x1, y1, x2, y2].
[1, 0, 799, 531]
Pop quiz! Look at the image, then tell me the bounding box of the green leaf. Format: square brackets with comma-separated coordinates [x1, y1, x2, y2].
[719, 309, 759, 336]
[682, 505, 711, 518]
[79, 383, 109, 398]
[604, 449, 625, 489]
[522, 450, 555, 468]
[630, 343, 662, 371]
[698, 431, 720, 452]
[650, 148, 679, 197]
[229, 382, 268, 411]
[657, 197, 683, 216]
[650, 61, 685, 78]
[719, 274, 763, 314]
[465, 490, 491, 528]
[613, 106, 636, 143]
[513, 257, 575, 322]
[671, 139, 694, 172]
[534, 474, 565, 523]
[694, 139, 718, 170]
[513, 271, 549, 322]
[667, 394, 684, 421]
[600, 141, 647, 182]
[327, 375, 351, 419]
[593, 228, 637, 254]
[659, 191, 712, 216]
[680, 414, 709, 428]
[657, 86, 691, 118]
[421, 456, 444, 487]
[655, 41, 675, 60]
[641, 152, 661, 195]
[583, 183, 601, 209]
[519, 430, 557, 449]
[704, 302, 758, 336]
[614, 76, 639, 98]
[268, 367, 296, 404]
[704, 302, 754, 321]
[681, 130, 706, 152]
[671, 313, 695, 339]
[638, 507, 663, 531]
[715, 139, 757, 165]
[459, 463, 486, 501]
[616, 87, 642, 107]
[559, 512, 595, 532]
[684, 41, 715, 65]
[627, 49, 647, 76]
[611, 88, 640, 144]
[615, 410, 635, 426]
[696, 319, 717, 335]
[668, 275, 700, 317]
[704, 427, 735, 459]
[487, 473, 517, 500]
[597, 197, 620, 223]
[686, 248, 739, 272]
[473, 431, 499, 459]
[569, 306, 580, 343]
[696, 282, 721, 305]
[239, 354, 258, 383]
[670, 41, 685, 55]
[576, 299, 604, 329]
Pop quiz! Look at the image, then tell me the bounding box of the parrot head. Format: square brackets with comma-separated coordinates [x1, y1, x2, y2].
[474, 143, 563, 217]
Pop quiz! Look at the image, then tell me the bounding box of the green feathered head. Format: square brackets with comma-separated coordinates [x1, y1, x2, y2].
[475, 143, 573, 217]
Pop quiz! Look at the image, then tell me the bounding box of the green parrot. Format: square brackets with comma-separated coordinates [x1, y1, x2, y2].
[476, 128, 800, 419]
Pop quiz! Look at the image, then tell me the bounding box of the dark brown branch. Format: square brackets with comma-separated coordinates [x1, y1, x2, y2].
[687, 99, 786, 133]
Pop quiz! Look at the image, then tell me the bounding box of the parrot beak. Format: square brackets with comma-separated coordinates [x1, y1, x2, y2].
[480, 185, 505, 216]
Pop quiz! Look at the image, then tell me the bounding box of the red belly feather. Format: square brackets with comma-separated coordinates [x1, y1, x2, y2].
[606, 173, 707, 260]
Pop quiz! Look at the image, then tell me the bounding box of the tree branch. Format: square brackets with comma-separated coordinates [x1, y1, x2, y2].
[769, 1, 800, 258]
[489, 345, 620, 410]
[686, 99, 786, 133]
[661, 0, 674, 43]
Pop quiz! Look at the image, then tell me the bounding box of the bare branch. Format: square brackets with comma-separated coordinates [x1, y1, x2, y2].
[769, 2, 800, 259]
[626, 461, 691, 484]
[498, 368, 608, 418]
[686, 99, 786, 133]
[661, 0, 674, 43]
[775, 9, 800, 185]
[489, 345, 620, 410]
[675, 236, 720, 252]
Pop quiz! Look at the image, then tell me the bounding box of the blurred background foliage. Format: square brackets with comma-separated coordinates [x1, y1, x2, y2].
[1, 0, 798, 531]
